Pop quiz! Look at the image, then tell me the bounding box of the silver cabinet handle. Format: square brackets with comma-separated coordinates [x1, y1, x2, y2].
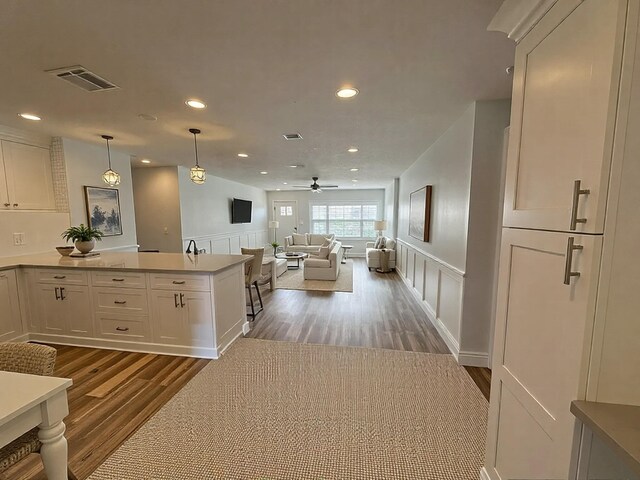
[114, 300, 127, 305]
[172, 280, 186, 285]
[564, 237, 583, 285]
[180, 293, 185, 308]
[54, 287, 60, 300]
[174, 293, 179, 308]
[112, 278, 125, 282]
[570, 180, 590, 230]
[59, 287, 66, 300]
[54, 275, 66, 279]
[115, 326, 129, 332]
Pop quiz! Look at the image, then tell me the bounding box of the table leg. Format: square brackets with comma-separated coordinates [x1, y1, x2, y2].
[38, 421, 69, 480]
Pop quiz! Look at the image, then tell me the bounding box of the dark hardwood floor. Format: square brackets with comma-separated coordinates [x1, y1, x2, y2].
[2, 346, 208, 480]
[247, 258, 491, 400]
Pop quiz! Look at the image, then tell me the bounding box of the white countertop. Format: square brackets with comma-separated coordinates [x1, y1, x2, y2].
[0, 252, 252, 274]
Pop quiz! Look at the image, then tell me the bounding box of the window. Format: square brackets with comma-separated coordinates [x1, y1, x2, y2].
[279, 206, 293, 216]
[311, 203, 378, 238]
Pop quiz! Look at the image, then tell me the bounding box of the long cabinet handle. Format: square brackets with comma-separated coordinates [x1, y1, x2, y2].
[115, 327, 129, 332]
[114, 300, 127, 305]
[570, 180, 590, 230]
[180, 293, 185, 307]
[112, 278, 125, 282]
[172, 280, 186, 285]
[174, 293, 179, 308]
[60, 287, 66, 300]
[54, 287, 60, 300]
[564, 237, 583, 285]
[54, 275, 67, 279]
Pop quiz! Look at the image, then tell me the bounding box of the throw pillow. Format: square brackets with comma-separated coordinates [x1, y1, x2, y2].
[321, 238, 332, 248]
[375, 237, 386, 249]
[317, 246, 330, 259]
[374, 237, 383, 249]
[292, 233, 307, 245]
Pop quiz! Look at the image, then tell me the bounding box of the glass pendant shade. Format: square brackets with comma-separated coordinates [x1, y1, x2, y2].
[102, 168, 121, 186]
[188, 128, 206, 184]
[101, 135, 120, 186]
[189, 166, 206, 184]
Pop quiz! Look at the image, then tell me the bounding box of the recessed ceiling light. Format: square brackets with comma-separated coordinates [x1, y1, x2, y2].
[276, 188, 281, 191]
[237, 153, 249, 158]
[260, 171, 268, 175]
[186, 99, 206, 109]
[336, 87, 359, 98]
[283, 182, 288, 185]
[352, 179, 358, 182]
[141, 159, 151, 164]
[347, 147, 359, 153]
[289, 165, 297, 168]
[350, 168, 359, 172]
[18, 113, 41, 121]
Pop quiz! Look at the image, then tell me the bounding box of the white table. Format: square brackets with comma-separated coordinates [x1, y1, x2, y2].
[0, 371, 73, 479]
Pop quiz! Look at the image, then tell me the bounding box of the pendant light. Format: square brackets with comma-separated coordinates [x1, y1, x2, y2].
[101, 135, 120, 186]
[188, 128, 206, 184]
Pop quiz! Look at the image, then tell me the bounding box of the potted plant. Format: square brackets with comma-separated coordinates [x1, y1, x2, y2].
[271, 241, 280, 256]
[62, 224, 103, 254]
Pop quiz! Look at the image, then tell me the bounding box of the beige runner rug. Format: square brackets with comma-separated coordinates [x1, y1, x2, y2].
[88, 338, 488, 480]
[275, 259, 353, 292]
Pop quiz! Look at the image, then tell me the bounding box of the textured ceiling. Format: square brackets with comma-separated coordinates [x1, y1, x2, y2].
[0, 0, 514, 190]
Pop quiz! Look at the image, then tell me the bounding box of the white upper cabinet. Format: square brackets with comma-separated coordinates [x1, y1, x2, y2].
[503, 0, 628, 233]
[0, 140, 55, 211]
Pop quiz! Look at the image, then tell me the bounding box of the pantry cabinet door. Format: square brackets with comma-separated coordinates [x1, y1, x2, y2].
[503, 0, 627, 233]
[485, 228, 602, 480]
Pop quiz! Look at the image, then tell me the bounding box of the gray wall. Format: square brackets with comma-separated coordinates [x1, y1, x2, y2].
[266, 188, 386, 255]
[132, 166, 183, 252]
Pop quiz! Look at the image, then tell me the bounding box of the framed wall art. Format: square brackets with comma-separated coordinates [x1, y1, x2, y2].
[84, 186, 123, 236]
[409, 185, 432, 242]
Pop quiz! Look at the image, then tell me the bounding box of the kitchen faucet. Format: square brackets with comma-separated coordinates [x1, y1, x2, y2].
[186, 239, 199, 255]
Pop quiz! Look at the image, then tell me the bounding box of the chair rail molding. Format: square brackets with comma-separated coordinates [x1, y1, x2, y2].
[488, 0, 559, 43]
[182, 229, 269, 255]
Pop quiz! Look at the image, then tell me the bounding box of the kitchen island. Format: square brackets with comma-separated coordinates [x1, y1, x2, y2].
[0, 252, 252, 359]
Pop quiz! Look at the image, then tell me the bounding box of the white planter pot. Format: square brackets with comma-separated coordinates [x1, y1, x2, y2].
[75, 239, 96, 254]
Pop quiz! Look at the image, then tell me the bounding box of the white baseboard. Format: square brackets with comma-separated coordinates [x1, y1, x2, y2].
[242, 321, 251, 335]
[480, 467, 492, 480]
[458, 351, 490, 368]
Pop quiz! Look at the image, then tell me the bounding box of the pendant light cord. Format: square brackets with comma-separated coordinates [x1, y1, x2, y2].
[193, 131, 200, 167]
[106, 138, 112, 169]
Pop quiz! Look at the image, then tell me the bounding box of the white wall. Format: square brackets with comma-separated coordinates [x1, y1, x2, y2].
[132, 166, 183, 253]
[384, 179, 399, 239]
[177, 167, 269, 252]
[266, 188, 385, 255]
[63, 138, 138, 251]
[397, 104, 476, 271]
[0, 211, 70, 257]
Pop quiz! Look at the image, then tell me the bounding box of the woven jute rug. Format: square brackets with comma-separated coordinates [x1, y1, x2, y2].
[275, 260, 353, 292]
[88, 339, 487, 480]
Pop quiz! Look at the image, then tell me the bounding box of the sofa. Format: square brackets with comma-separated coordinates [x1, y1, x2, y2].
[259, 256, 288, 290]
[365, 237, 397, 271]
[304, 241, 343, 281]
[284, 233, 335, 254]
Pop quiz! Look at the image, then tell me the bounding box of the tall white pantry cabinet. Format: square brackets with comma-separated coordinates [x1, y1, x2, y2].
[483, 1, 640, 479]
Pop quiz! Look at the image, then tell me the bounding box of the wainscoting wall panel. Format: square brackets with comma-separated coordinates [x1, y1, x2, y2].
[183, 230, 268, 255]
[395, 239, 479, 365]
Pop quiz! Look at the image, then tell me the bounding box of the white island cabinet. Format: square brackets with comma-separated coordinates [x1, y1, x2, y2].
[0, 252, 252, 359]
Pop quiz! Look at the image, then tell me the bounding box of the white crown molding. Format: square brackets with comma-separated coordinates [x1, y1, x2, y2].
[0, 123, 51, 148]
[488, 0, 559, 43]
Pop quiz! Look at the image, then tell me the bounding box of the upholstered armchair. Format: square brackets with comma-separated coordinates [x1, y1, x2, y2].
[365, 237, 397, 271]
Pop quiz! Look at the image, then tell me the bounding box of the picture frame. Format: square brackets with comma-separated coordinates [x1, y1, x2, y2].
[409, 185, 432, 242]
[84, 186, 123, 236]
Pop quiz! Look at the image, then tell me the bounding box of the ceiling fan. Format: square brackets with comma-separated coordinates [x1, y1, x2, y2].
[291, 176, 338, 193]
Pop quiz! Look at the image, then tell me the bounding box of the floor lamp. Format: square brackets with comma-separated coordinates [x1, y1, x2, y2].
[373, 220, 387, 237]
[269, 220, 280, 243]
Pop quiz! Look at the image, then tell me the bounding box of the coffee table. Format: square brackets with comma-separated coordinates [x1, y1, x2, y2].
[276, 252, 308, 270]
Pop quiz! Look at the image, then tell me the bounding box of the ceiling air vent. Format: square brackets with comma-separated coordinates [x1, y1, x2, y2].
[46, 65, 119, 92]
[282, 133, 303, 140]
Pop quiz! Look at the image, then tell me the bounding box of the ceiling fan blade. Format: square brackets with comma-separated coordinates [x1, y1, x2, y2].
[319, 185, 339, 188]
[291, 186, 312, 188]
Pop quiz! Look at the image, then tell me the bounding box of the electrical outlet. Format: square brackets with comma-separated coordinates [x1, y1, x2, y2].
[13, 233, 25, 246]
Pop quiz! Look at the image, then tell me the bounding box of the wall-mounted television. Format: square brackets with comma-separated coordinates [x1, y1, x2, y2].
[231, 198, 252, 224]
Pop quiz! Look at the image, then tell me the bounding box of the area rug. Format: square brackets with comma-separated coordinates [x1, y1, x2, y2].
[88, 338, 488, 480]
[275, 259, 353, 292]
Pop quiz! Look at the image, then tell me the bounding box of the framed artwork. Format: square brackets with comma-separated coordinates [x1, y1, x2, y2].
[84, 186, 123, 236]
[409, 185, 432, 242]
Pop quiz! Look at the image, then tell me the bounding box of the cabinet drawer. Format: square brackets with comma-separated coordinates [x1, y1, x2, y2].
[96, 314, 150, 341]
[35, 269, 88, 285]
[93, 288, 148, 315]
[149, 273, 210, 292]
[91, 271, 147, 289]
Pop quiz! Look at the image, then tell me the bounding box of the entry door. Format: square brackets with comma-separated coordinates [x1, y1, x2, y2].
[485, 228, 602, 480]
[272, 201, 298, 245]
